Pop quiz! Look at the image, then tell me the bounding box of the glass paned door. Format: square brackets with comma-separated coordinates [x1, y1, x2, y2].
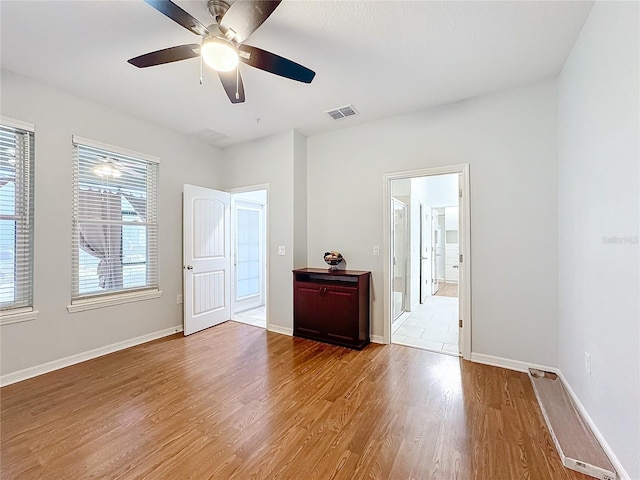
[237, 208, 260, 299]
[234, 199, 265, 312]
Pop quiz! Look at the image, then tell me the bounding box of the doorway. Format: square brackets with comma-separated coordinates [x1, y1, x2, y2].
[384, 165, 471, 359]
[230, 189, 267, 328]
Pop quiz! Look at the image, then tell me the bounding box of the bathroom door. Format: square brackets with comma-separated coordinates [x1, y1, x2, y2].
[419, 203, 431, 303]
[431, 208, 439, 295]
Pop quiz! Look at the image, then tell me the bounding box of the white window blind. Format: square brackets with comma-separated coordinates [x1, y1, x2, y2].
[0, 121, 35, 312]
[71, 139, 159, 301]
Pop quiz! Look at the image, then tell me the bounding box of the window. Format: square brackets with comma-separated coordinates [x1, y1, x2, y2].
[0, 118, 35, 319]
[71, 137, 159, 306]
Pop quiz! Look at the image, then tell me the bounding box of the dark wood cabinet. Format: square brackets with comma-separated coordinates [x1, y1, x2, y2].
[293, 268, 370, 349]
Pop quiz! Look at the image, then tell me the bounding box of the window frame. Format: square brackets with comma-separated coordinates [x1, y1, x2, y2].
[68, 136, 162, 313]
[0, 116, 37, 325]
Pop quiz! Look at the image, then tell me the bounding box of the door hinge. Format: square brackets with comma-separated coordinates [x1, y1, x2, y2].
[459, 254, 463, 263]
[459, 188, 463, 198]
[459, 319, 463, 328]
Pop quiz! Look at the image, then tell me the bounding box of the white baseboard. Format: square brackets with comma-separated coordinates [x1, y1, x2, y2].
[370, 335, 385, 344]
[1, 325, 183, 387]
[470, 352, 628, 480]
[470, 352, 558, 374]
[267, 324, 293, 336]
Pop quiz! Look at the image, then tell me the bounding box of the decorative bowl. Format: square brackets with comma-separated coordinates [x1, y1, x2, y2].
[324, 251, 344, 270]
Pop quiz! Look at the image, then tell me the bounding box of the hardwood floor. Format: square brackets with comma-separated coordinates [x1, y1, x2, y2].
[1, 321, 591, 480]
[435, 282, 458, 298]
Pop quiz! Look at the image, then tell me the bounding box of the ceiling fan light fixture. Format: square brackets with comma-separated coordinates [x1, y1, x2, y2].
[201, 37, 239, 72]
[93, 158, 122, 178]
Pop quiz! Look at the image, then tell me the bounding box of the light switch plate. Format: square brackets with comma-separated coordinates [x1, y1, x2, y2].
[278, 246, 286, 256]
[373, 245, 380, 256]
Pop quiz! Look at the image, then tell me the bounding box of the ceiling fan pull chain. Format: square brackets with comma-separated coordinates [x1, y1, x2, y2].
[235, 67, 240, 100]
[199, 54, 203, 85]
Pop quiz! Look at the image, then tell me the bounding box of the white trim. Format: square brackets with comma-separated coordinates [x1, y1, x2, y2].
[226, 183, 270, 195]
[0, 325, 183, 387]
[268, 324, 293, 336]
[383, 164, 472, 360]
[0, 308, 39, 326]
[470, 352, 558, 374]
[71, 135, 159, 163]
[0, 116, 34, 132]
[470, 352, 628, 480]
[370, 334, 385, 344]
[67, 289, 163, 313]
[459, 165, 471, 359]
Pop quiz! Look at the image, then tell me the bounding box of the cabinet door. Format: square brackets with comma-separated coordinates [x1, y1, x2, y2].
[324, 285, 359, 343]
[294, 283, 324, 336]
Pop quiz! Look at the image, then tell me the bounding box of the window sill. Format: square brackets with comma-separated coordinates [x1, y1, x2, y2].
[1, 307, 39, 326]
[67, 289, 163, 313]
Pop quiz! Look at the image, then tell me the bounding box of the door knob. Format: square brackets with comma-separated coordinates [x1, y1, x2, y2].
[185, 265, 193, 270]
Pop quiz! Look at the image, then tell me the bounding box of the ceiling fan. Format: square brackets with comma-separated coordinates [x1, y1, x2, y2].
[128, 0, 315, 104]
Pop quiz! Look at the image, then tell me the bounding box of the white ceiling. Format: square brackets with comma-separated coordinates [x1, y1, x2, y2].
[1, 0, 593, 148]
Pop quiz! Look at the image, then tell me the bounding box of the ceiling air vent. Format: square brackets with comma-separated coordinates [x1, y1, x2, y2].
[190, 128, 228, 146]
[325, 104, 358, 120]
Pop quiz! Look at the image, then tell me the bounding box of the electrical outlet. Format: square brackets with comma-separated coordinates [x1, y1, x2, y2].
[176, 294, 183, 305]
[373, 245, 380, 256]
[584, 352, 591, 375]
[278, 246, 286, 256]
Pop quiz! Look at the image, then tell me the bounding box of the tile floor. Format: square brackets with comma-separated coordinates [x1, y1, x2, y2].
[392, 294, 459, 355]
[233, 305, 266, 329]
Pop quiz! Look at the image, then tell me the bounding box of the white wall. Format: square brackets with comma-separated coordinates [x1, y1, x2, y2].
[557, 2, 640, 478]
[421, 174, 459, 208]
[0, 71, 223, 376]
[293, 131, 308, 269]
[221, 131, 298, 333]
[307, 79, 558, 366]
[234, 189, 267, 203]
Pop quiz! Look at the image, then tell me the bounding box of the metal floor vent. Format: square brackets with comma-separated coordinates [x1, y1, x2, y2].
[325, 104, 358, 120]
[528, 369, 616, 480]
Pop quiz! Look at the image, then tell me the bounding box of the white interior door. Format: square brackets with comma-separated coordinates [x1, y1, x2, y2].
[431, 208, 440, 295]
[183, 184, 230, 336]
[419, 204, 432, 303]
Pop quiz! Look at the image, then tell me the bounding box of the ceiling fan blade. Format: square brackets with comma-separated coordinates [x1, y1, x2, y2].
[128, 44, 200, 68]
[239, 45, 315, 83]
[219, 1, 282, 44]
[218, 69, 246, 104]
[144, 0, 209, 36]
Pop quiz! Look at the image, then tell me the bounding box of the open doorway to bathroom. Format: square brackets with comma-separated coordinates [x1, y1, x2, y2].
[230, 188, 267, 328]
[386, 165, 470, 358]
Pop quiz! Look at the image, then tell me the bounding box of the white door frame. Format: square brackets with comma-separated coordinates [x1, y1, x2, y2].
[382, 164, 471, 360]
[227, 184, 269, 329]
